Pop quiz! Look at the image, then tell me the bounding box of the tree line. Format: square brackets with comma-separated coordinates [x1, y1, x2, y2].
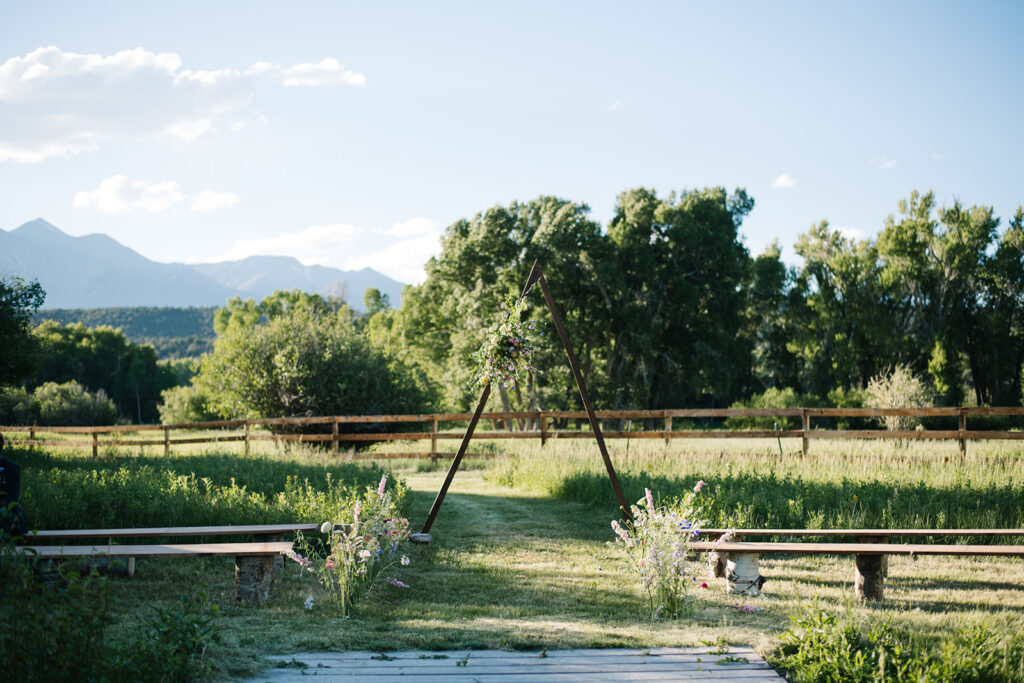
[2, 185, 1023, 427]
[374, 188, 1024, 413]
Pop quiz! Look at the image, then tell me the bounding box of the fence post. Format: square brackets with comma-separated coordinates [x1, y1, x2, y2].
[431, 416, 439, 459]
[244, 422, 251, 456]
[332, 419, 339, 457]
[91, 430, 98, 458]
[30, 425, 35, 442]
[163, 426, 170, 457]
[540, 412, 548, 447]
[664, 414, 672, 447]
[801, 409, 809, 458]
[958, 410, 966, 458]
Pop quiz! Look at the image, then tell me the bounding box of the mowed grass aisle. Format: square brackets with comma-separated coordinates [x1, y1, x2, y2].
[250, 465, 783, 656]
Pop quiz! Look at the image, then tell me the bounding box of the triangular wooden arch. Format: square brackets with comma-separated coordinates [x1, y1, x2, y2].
[417, 261, 632, 539]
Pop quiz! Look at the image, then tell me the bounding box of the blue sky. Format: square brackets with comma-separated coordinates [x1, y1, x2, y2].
[1, 1, 1022, 284]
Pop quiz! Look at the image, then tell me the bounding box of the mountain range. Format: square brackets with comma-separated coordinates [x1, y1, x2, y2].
[0, 219, 405, 311]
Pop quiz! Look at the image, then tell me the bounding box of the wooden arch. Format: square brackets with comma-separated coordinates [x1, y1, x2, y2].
[416, 262, 631, 540]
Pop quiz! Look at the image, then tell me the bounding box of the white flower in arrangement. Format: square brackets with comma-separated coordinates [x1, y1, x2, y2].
[320, 521, 333, 534]
[401, 555, 410, 566]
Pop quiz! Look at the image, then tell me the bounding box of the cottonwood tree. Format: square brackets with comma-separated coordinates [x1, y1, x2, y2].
[0, 276, 45, 387]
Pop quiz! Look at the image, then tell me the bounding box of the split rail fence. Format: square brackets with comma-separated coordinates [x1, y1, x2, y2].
[3, 406, 1024, 459]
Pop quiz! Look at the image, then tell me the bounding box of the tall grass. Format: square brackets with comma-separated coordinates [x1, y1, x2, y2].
[10, 444, 401, 532]
[483, 438, 1024, 535]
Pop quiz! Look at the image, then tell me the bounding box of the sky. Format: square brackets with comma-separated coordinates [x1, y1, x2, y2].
[1, 1, 1022, 286]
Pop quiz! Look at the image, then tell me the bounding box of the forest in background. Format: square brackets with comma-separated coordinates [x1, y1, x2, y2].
[4, 185, 1024, 426]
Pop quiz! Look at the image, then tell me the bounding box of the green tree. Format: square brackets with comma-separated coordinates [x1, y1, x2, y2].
[744, 241, 799, 393]
[877, 191, 999, 404]
[0, 276, 45, 386]
[30, 322, 175, 423]
[787, 221, 896, 397]
[363, 288, 390, 315]
[399, 196, 611, 411]
[605, 186, 754, 408]
[195, 305, 437, 422]
[213, 289, 348, 336]
[982, 207, 1024, 404]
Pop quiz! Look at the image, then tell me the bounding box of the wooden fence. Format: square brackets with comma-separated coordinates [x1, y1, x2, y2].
[3, 406, 1024, 459]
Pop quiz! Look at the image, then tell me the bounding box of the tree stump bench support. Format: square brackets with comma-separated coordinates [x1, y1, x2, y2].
[21, 542, 294, 602]
[694, 529, 1024, 602]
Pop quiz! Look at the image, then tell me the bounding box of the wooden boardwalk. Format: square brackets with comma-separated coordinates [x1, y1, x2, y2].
[247, 647, 783, 681]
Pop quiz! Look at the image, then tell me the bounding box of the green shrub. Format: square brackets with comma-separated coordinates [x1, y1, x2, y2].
[195, 306, 437, 445]
[158, 384, 218, 425]
[33, 380, 117, 426]
[725, 387, 822, 430]
[773, 607, 1024, 682]
[0, 533, 222, 681]
[864, 364, 933, 431]
[0, 386, 36, 425]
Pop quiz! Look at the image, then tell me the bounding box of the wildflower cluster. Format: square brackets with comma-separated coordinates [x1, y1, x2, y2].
[291, 474, 411, 615]
[472, 294, 538, 389]
[610, 481, 707, 619]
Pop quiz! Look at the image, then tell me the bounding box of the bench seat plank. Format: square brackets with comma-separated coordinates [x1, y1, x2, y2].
[27, 524, 319, 539]
[21, 542, 294, 558]
[691, 541, 1024, 556]
[699, 528, 1024, 537]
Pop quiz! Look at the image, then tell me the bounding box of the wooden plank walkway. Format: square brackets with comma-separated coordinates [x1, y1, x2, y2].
[246, 647, 783, 681]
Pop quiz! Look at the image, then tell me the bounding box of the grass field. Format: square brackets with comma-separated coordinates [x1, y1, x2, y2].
[7, 438, 1024, 680]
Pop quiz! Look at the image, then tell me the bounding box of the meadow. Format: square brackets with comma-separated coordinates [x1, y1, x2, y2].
[6, 436, 1024, 680]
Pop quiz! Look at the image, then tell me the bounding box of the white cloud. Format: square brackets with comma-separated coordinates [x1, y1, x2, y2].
[0, 46, 365, 163]
[206, 218, 443, 284]
[345, 230, 443, 285]
[276, 58, 366, 87]
[383, 217, 441, 238]
[73, 174, 185, 213]
[607, 99, 623, 111]
[163, 118, 216, 141]
[872, 158, 898, 169]
[210, 223, 365, 264]
[190, 190, 240, 213]
[74, 174, 240, 214]
[772, 173, 797, 189]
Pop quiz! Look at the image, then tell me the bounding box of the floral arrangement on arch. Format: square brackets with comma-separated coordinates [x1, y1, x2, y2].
[472, 294, 539, 389]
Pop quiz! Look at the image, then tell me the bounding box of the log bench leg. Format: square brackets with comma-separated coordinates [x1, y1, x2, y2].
[854, 554, 884, 601]
[726, 552, 765, 596]
[236, 555, 275, 602]
[709, 532, 738, 579]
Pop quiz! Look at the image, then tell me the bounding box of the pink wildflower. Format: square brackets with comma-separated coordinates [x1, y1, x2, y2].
[645, 488, 655, 514]
[353, 500, 362, 524]
[694, 480, 706, 493]
[378, 475, 388, 497]
[610, 520, 630, 543]
[387, 578, 410, 588]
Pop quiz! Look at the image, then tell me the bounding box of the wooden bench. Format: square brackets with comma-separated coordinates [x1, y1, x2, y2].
[689, 528, 1024, 601]
[21, 523, 322, 602]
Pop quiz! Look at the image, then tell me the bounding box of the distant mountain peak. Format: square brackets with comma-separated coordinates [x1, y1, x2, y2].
[2, 219, 406, 310]
[13, 218, 63, 235]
